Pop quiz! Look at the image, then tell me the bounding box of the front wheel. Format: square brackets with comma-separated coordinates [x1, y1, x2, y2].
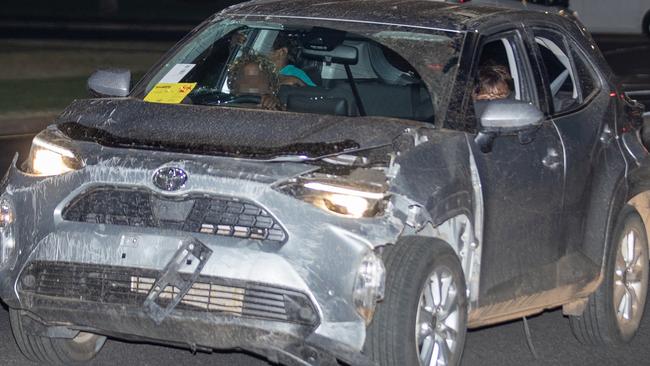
[570, 205, 649, 344]
[365, 238, 467, 366]
[10, 309, 107, 365]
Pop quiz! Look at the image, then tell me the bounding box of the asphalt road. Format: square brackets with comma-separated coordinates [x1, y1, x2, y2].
[1, 301, 650, 366]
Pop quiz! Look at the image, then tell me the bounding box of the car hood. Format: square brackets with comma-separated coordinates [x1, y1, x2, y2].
[55, 98, 427, 160]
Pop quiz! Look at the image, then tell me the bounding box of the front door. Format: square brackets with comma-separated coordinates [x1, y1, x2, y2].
[466, 29, 566, 305]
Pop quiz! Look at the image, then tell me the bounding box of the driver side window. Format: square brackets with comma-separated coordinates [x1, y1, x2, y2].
[471, 31, 538, 121]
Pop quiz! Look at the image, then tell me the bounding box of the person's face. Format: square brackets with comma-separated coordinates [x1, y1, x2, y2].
[233, 63, 271, 95]
[268, 47, 288, 68]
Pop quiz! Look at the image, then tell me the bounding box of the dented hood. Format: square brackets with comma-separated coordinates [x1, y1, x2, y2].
[55, 98, 426, 159]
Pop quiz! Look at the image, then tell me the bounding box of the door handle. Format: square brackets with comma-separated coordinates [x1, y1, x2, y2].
[600, 125, 614, 143]
[542, 148, 562, 169]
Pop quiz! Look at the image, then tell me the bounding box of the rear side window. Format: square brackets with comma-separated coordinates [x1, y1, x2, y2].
[532, 28, 600, 115]
[533, 30, 578, 114]
[570, 48, 599, 101]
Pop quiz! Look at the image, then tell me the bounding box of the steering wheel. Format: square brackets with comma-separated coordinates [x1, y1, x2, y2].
[221, 94, 262, 105]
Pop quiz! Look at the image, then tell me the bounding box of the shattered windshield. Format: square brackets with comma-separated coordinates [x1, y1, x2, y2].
[136, 17, 464, 124]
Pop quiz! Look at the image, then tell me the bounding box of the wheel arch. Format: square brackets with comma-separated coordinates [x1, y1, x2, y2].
[626, 176, 650, 260]
[396, 209, 480, 310]
[643, 9, 650, 36]
[586, 160, 650, 274]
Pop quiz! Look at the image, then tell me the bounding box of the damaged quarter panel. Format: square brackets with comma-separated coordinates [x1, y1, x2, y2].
[390, 129, 474, 228]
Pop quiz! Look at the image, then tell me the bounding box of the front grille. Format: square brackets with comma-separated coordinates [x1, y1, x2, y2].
[19, 261, 318, 326]
[61, 187, 287, 243]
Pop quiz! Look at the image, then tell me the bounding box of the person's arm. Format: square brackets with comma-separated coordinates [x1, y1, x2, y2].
[279, 75, 306, 87]
[260, 94, 285, 111]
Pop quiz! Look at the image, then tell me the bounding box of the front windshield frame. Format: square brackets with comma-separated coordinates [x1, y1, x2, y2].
[131, 15, 465, 127]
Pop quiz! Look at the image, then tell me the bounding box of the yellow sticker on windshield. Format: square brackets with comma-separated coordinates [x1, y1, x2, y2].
[144, 83, 196, 104]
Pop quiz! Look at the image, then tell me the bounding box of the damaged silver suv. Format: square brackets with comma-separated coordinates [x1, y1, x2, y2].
[2, 1, 650, 366]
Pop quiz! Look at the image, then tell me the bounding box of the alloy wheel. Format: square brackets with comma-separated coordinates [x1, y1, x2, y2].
[416, 265, 461, 366]
[614, 227, 649, 338]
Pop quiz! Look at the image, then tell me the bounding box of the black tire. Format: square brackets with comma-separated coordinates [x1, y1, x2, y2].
[570, 205, 649, 345]
[365, 237, 467, 366]
[10, 309, 107, 365]
[643, 11, 650, 37]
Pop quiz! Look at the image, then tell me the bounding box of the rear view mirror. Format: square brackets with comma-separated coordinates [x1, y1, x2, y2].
[302, 45, 359, 65]
[88, 69, 131, 97]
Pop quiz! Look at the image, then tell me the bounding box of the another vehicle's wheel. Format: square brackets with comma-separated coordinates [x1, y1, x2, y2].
[365, 237, 467, 366]
[570, 205, 649, 345]
[10, 309, 107, 365]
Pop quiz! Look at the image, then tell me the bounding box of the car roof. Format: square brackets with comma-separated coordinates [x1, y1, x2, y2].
[221, 0, 518, 32]
[469, 0, 563, 11]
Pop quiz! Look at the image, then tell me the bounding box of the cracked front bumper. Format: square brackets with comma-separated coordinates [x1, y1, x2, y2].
[0, 147, 402, 365]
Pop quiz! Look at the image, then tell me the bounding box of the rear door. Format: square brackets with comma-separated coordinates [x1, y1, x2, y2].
[526, 24, 620, 276]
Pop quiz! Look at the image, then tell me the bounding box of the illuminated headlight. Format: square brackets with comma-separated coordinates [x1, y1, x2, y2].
[0, 197, 16, 266]
[353, 251, 386, 324]
[27, 136, 84, 176]
[277, 179, 388, 218]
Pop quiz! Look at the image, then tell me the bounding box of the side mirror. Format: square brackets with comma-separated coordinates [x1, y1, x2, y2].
[87, 69, 131, 97]
[474, 99, 544, 153]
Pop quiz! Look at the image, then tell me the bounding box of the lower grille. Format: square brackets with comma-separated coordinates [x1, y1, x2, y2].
[19, 261, 318, 326]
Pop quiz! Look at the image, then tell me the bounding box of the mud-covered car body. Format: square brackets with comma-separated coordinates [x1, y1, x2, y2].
[1, 1, 650, 365]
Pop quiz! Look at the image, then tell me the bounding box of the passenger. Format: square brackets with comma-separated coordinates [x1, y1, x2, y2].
[230, 31, 315, 87]
[473, 64, 513, 101]
[268, 33, 317, 87]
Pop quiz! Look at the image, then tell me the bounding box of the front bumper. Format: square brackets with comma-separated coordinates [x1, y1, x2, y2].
[19, 293, 369, 366]
[0, 146, 402, 365]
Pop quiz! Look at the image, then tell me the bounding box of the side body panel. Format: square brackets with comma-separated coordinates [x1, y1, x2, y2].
[457, 13, 629, 326]
[524, 17, 630, 273]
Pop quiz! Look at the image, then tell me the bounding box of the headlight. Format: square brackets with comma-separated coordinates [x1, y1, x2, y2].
[353, 251, 386, 324]
[27, 136, 84, 176]
[0, 197, 16, 267]
[277, 178, 388, 218]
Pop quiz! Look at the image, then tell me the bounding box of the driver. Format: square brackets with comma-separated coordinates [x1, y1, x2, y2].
[227, 52, 284, 110]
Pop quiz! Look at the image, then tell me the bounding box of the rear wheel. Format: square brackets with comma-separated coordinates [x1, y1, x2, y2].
[569, 205, 649, 344]
[365, 238, 467, 366]
[10, 309, 106, 365]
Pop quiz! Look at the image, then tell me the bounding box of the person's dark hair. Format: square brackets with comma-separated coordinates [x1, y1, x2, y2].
[272, 32, 299, 64]
[474, 64, 513, 100]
